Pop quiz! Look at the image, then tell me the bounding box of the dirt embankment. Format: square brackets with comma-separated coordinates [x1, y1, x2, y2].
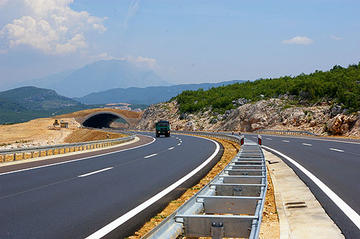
[0, 114, 126, 150]
[64, 128, 126, 143]
[136, 99, 360, 138]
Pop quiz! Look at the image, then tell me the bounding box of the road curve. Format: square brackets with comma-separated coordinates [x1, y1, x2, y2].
[245, 133, 360, 238]
[0, 132, 220, 239]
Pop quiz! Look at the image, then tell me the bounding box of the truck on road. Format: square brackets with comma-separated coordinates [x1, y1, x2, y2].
[155, 120, 171, 137]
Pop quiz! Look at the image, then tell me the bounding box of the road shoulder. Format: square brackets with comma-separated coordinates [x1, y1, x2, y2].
[264, 149, 344, 239]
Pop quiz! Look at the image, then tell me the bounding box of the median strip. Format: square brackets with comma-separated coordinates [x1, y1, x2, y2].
[78, 167, 113, 178]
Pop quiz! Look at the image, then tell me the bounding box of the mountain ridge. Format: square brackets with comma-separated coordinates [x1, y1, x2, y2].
[0, 86, 87, 124]
[77, 80, 246, 105]
[22, 59, 169, 97]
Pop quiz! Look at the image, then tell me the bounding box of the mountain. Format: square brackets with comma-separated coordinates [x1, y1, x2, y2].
[0, 86, 87, 124]
[27, 60, 169, 97]
[77, 80, 246, 105]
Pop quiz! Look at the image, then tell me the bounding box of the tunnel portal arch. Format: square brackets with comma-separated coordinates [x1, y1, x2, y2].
[82, 111, 131, 128]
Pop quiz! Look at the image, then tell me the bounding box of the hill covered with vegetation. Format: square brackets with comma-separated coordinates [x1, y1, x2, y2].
[174, 63, 360, 114]
[0, 86, 88, 124]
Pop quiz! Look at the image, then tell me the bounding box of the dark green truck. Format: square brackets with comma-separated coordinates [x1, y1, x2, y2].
[155, 120, 171, 137]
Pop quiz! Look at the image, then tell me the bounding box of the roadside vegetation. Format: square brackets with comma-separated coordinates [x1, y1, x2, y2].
[174, 63, 360, 114]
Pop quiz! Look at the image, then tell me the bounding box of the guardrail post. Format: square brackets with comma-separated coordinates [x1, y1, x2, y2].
[257, 135, 262, 145]
[211, 222, 224, 239]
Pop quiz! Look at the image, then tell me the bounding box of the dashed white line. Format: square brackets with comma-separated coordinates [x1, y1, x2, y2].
[302, 143, 312, 146]
[329, 148, 344, 153]
[266, 138, 273, 140]
[144, 153, 157, 159]
[168, 147, 175, 150]
[262, 146, 360, 230]
[177, 143, 181, 146]
[78, 167, 113, 178]
[282, 140, 290, 143]
[85, 137, 220, 239]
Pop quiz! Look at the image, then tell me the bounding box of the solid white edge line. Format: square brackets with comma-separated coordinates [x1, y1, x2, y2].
[78, 167, 113, 178]
[329, 148, 344, 153]
[85, 137, 220, 239]
[0, 136, 156, 177]
[144, 153, 157, 159]
[262, 145, 360, 230]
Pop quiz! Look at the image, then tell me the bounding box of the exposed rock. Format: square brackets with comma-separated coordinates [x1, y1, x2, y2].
[327, 114, 357, 135]
[232, 98, 249, 106]
[330, 104, 342, 117]
[136, 98, 360, 137]
[209, 118, 218, 124]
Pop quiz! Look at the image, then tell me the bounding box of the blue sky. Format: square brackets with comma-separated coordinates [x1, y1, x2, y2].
[0, 0, 359, 90]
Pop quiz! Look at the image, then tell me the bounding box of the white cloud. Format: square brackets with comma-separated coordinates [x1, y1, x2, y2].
[330, 35, 343, 41]
[93, 53, 157, 69]
[123, 0, 140, 29]
[0, 0, 106, 55]
[282, 36, 313, 45]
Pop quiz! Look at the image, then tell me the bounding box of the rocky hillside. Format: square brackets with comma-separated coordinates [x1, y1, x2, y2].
[136, 99, 360, 137]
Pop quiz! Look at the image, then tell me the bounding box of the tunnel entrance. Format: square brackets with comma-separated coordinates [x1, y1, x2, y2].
[82, 112, 130, 129]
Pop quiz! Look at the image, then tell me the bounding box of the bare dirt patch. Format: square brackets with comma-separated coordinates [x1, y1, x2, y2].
[259, 168, 280, 239]
[0, 115, 126, 150]
[0, 118, 77, 149]
[64, 128, 126, 143]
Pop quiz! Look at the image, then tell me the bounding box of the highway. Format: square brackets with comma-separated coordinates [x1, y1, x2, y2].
[0, 133, 221, 239]
[245, 133, 360, 238]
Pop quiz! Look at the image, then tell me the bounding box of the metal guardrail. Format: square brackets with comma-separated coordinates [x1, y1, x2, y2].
[256, 129, 317, 136]
[0, 135, 135, 163]
[143, 132, 267, 239]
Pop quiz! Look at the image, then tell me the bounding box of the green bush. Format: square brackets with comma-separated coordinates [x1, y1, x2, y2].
[174, 63, 360, 113]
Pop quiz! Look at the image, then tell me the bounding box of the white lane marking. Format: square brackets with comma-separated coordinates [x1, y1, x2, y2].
[144, 153, 157, 159]
[85, 137, 220, 239]
[168, 147, 175, 150]
[249, 133, 360, 145]
[177, 143, 181, 146]
[0, 136, 156, 177]
[78, 167, 113, 178]
[262, 145, 360, 230]
[282, 140, 290, 143]
[302, 143, 312, 146]
[266, 138, 273, 140]
[329, 148, 344, 153]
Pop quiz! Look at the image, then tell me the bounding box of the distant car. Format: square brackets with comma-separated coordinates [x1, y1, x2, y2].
[155, 120, 171, 137]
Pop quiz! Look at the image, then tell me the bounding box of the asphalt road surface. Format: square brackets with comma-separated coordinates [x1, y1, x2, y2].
[245, 133, 360, 238]
[0, 133, 218, 239]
